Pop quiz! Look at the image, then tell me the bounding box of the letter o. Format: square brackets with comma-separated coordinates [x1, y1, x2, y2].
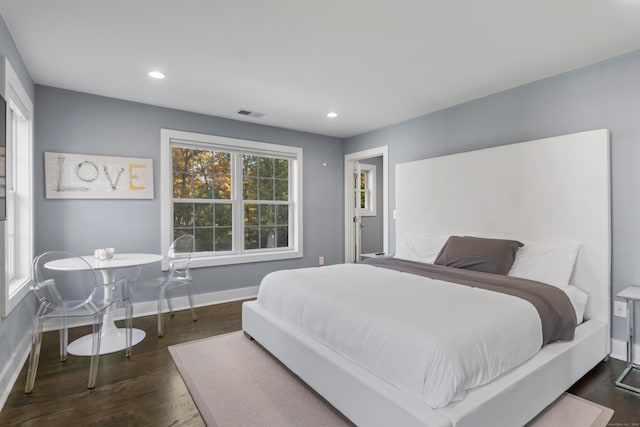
[76, 161, 99, 182]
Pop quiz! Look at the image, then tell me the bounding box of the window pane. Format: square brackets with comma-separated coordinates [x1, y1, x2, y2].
[194, 228, 214, 252]
[260, 228, 276, 249]
[274, 159, 288, 179]
[276, 226, 289, 248]
[174, 228, 192, 240]
[214, 152, 231, 175]
[214, 227, 232, 251]
[174, 203, 194, 227]
[244, 227, 260, 249]
[243, 177, 258, 200]
[214, 174, 231, 199]
[172, 147, 194, 173]
[192, 150, 212, 175]
[260, 205, 275, 226]
[243, 155, 258, 177]
[244, 204, 259, 226]
[215, 204, 232, 227]
[194, 203, 214, 227]
[275, 179, 288, 201]
[258, 157, 274, 177]
[258, 178, 274, 200]
[193, 174, 213, 199]
[276, 205, 288, 225]
[173, 173, 193, 198]
[360, 172, 366, 190]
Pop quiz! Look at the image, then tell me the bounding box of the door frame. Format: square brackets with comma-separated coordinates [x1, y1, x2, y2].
[344, 146, 389, 263]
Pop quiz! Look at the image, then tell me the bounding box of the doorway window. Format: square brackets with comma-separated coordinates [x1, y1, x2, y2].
[357, 164, 376, 216]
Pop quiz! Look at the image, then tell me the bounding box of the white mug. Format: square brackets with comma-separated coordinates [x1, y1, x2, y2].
[94, 249, 106, 260]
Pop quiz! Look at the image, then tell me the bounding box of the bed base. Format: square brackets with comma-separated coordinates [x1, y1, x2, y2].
[243, 300, 608, 427]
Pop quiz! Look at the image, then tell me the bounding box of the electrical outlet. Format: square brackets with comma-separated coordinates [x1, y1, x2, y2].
[319, 256, 325, 266]
[614, 301, 627, 318]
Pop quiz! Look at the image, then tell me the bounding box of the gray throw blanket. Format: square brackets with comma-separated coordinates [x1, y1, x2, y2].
[361, 257, 577, 345]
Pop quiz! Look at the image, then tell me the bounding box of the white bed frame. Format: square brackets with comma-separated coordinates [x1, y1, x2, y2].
[243, 129, 611, 427]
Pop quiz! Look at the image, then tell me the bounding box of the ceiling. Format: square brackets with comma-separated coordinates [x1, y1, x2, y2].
[2, 1, 640, 139]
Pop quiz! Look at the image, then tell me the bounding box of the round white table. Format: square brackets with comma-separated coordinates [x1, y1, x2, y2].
[45, 253, 164, 356]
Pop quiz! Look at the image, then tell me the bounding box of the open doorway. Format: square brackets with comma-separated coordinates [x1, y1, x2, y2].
[344, 146, 388, 263]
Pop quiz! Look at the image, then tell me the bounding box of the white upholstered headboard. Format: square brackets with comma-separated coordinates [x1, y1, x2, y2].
[396, 129, 611, 325]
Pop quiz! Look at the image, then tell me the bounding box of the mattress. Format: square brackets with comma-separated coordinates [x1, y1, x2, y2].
[256, 262, 568, 408]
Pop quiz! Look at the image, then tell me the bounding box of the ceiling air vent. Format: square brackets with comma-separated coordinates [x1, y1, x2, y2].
[237, 109, 265, 118]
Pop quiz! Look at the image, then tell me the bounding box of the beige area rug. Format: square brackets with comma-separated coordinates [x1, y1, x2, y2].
[169, 331, 614, 427]
[169, 331, 352, 426]
[526, 393, 614, 427]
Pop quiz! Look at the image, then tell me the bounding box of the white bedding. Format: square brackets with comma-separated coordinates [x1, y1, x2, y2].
[257, 263, 544, 408]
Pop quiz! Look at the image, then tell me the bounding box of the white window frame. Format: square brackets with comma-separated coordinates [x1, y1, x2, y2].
[160, 129, 303, 268]
[358, 164, 376, 217]
[1, 57, 34, 317]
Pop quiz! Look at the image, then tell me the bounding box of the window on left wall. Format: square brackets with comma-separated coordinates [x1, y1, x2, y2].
[1, 58, 34, 317]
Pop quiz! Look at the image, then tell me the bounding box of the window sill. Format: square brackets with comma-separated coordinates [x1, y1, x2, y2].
[168, 249, 303, 269]
[2, 275, 32, 317]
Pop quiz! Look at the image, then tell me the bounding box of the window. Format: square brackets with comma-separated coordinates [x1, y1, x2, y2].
[161, 129, 303, 267]
[172, 148, 233, 252]
[356, 164, 376, 216]
[1, 58, 34, 317]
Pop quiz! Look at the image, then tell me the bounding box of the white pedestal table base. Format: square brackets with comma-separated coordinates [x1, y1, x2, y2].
[68, 327, 146, 356]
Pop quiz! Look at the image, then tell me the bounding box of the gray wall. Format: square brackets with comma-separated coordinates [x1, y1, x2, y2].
[0, 13, 36, 388]
[360, 156, 383, 254]
[345, 48, 640, 345]
[34, 85, 345, 298]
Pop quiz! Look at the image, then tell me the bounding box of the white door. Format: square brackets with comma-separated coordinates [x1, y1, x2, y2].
[344, 146, 389, 263]
[352, 160, 362, 262]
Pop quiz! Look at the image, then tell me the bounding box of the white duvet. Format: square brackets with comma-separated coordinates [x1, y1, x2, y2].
[257, 263, 543, 408]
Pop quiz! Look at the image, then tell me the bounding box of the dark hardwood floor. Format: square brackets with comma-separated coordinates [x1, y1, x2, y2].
[1, 300, 639, 426]
[569, 359, 640, 425]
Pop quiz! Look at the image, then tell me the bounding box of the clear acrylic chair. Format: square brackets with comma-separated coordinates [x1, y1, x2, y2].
[25, 251, 133, 393]
[134, 234, 197, 336]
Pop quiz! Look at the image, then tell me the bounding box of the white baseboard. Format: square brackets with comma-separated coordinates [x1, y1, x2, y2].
[610, 338, 640, 364]
[0, 330, 31, 412]
[131, 285, 259, 319]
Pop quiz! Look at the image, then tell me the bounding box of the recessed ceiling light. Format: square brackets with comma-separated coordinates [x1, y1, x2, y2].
[327, 112, 338, 118]
[148, 71, 165, 80]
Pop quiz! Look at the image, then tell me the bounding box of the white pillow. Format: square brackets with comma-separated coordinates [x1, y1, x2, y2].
[508, 241, 580, 288]
[562, 285, 589, 324]
[395, 234, 448, 264]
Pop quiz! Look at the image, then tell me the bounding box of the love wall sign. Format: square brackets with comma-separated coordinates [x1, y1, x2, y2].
[44, 152, 154, 199]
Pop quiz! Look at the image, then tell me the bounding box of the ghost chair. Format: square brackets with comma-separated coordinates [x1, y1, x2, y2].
[25, 251, 133, 393]
[133, 234, 198, 337]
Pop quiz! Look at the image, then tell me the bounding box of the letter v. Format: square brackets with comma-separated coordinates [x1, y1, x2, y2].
[104, 166, 125, 190]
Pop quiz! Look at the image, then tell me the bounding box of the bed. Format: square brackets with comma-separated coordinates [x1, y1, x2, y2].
[242, 129, 611, 427]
